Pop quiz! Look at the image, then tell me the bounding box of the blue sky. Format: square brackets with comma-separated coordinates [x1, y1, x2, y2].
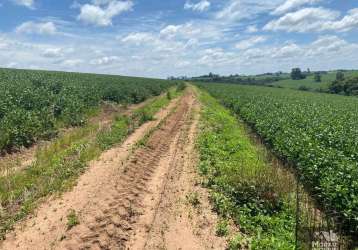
[0, 0, 358, 78]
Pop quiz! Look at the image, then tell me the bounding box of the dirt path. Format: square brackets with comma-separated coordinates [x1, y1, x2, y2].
[128, 88, 226, 250]
[1, 88, 225, 250]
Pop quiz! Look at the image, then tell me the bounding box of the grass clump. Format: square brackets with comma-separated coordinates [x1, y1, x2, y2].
[186, 191, 200, 207]
[66, 209, 79, 230]
[216, 219, 229, 236]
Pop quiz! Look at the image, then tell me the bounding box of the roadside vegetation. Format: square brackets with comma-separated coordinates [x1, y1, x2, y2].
[197, 89, 296, 249]
[197, 83, 358, 234]
[0, 87, 180, 239]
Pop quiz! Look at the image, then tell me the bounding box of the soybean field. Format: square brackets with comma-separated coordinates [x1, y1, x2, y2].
[0, 68, 174, 153]
[197, 83, 358, 234]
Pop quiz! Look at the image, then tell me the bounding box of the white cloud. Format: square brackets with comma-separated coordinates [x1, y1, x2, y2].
[160, 23, 200, 39]
[323, 8, 358, 32]
[0, 36, 11, 49]
[15, 21, 57, 35]
[306, 35, 348, 56]
[216, 0, 283, 21]
[245, 25, 258, 33]
[41, 48, 63, 58]
[184, 0, 210, 12]
[13, 0, 35, 9]
[235, 36, 267, 50]
[272, 43, 302, 58]
[272, 0, 321, 15]
[198, 48, 235, 67]
[121, 32, 155, 45]
[90, 56, 120, 65]
[265, 7, 358, 33]
[184, 38, 199, 48]
[174, 60, 191, 68]
[241, 36, 358, 67]
[78, 0, 133, 26]
[61, 59, 83, 67]
[263, 8, 339, 32]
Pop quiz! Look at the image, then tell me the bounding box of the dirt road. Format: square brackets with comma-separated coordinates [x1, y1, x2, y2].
[1, 88, 225, 250]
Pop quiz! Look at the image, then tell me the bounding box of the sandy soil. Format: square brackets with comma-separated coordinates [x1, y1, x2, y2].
[1, 88, 225, 250]
[128, 88, 227, 250]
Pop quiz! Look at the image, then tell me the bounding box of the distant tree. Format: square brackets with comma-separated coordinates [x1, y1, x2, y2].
[291, 68, 305, 80]
[307, 68, 311, 74]
[329, 76, 358, 95]
[314, 72, 321, 82]
[336, 71, 345, 82]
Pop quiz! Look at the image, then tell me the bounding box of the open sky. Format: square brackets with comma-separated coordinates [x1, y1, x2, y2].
[0, 0, 358, 78]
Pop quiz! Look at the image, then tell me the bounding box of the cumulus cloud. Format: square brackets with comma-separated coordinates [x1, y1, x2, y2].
[265, 7, 358, 32]
[198, 48, 235, 66]
[15, 21, 57, 35]
[184, 0, 210, 12]
[235, 36, 267, 50]
[78, 0, 133, 26]
[272, 0, 321, 15]
[272, 43, 302, 58]
[306, 35, 348, 56]
[121, 32, 155, 45]
[263, 8, 339, 32]
[324, 8, 358, 32]
[13, 0, 35, 9]
[241, 36, 358, 66]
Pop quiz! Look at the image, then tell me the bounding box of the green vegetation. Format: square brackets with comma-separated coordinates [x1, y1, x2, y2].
[290, 68, 306, 80]
[188, 72, 285, 86]
[0, 68, 175, 153]
[314, 72, 321, 83]
[273, 70, 358, 91]
[186, 191, 200, 207]
[329, 73, 358, 96]
[0, 88, 177, 239]
[197, 83, 358, 233]
[197, 89, 296, 249]
[216, 219, 229, 237]
[66, 209, 79, 230]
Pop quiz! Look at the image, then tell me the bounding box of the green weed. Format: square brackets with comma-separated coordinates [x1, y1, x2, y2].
[67, 209, 79, 230]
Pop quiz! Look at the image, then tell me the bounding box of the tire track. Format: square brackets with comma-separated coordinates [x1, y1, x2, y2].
[58, 92, 190, 250]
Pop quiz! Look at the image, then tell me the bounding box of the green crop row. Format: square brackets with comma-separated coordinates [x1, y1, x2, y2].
[196, 83, 358, 233]
[0, 68, 175, 153]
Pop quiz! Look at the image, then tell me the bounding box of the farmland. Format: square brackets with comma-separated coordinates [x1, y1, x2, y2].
[197, 83, 358, 233]
[272, 70, 358, 91]
[0, 68, 174, 153]
[1, 67, 358, 249]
